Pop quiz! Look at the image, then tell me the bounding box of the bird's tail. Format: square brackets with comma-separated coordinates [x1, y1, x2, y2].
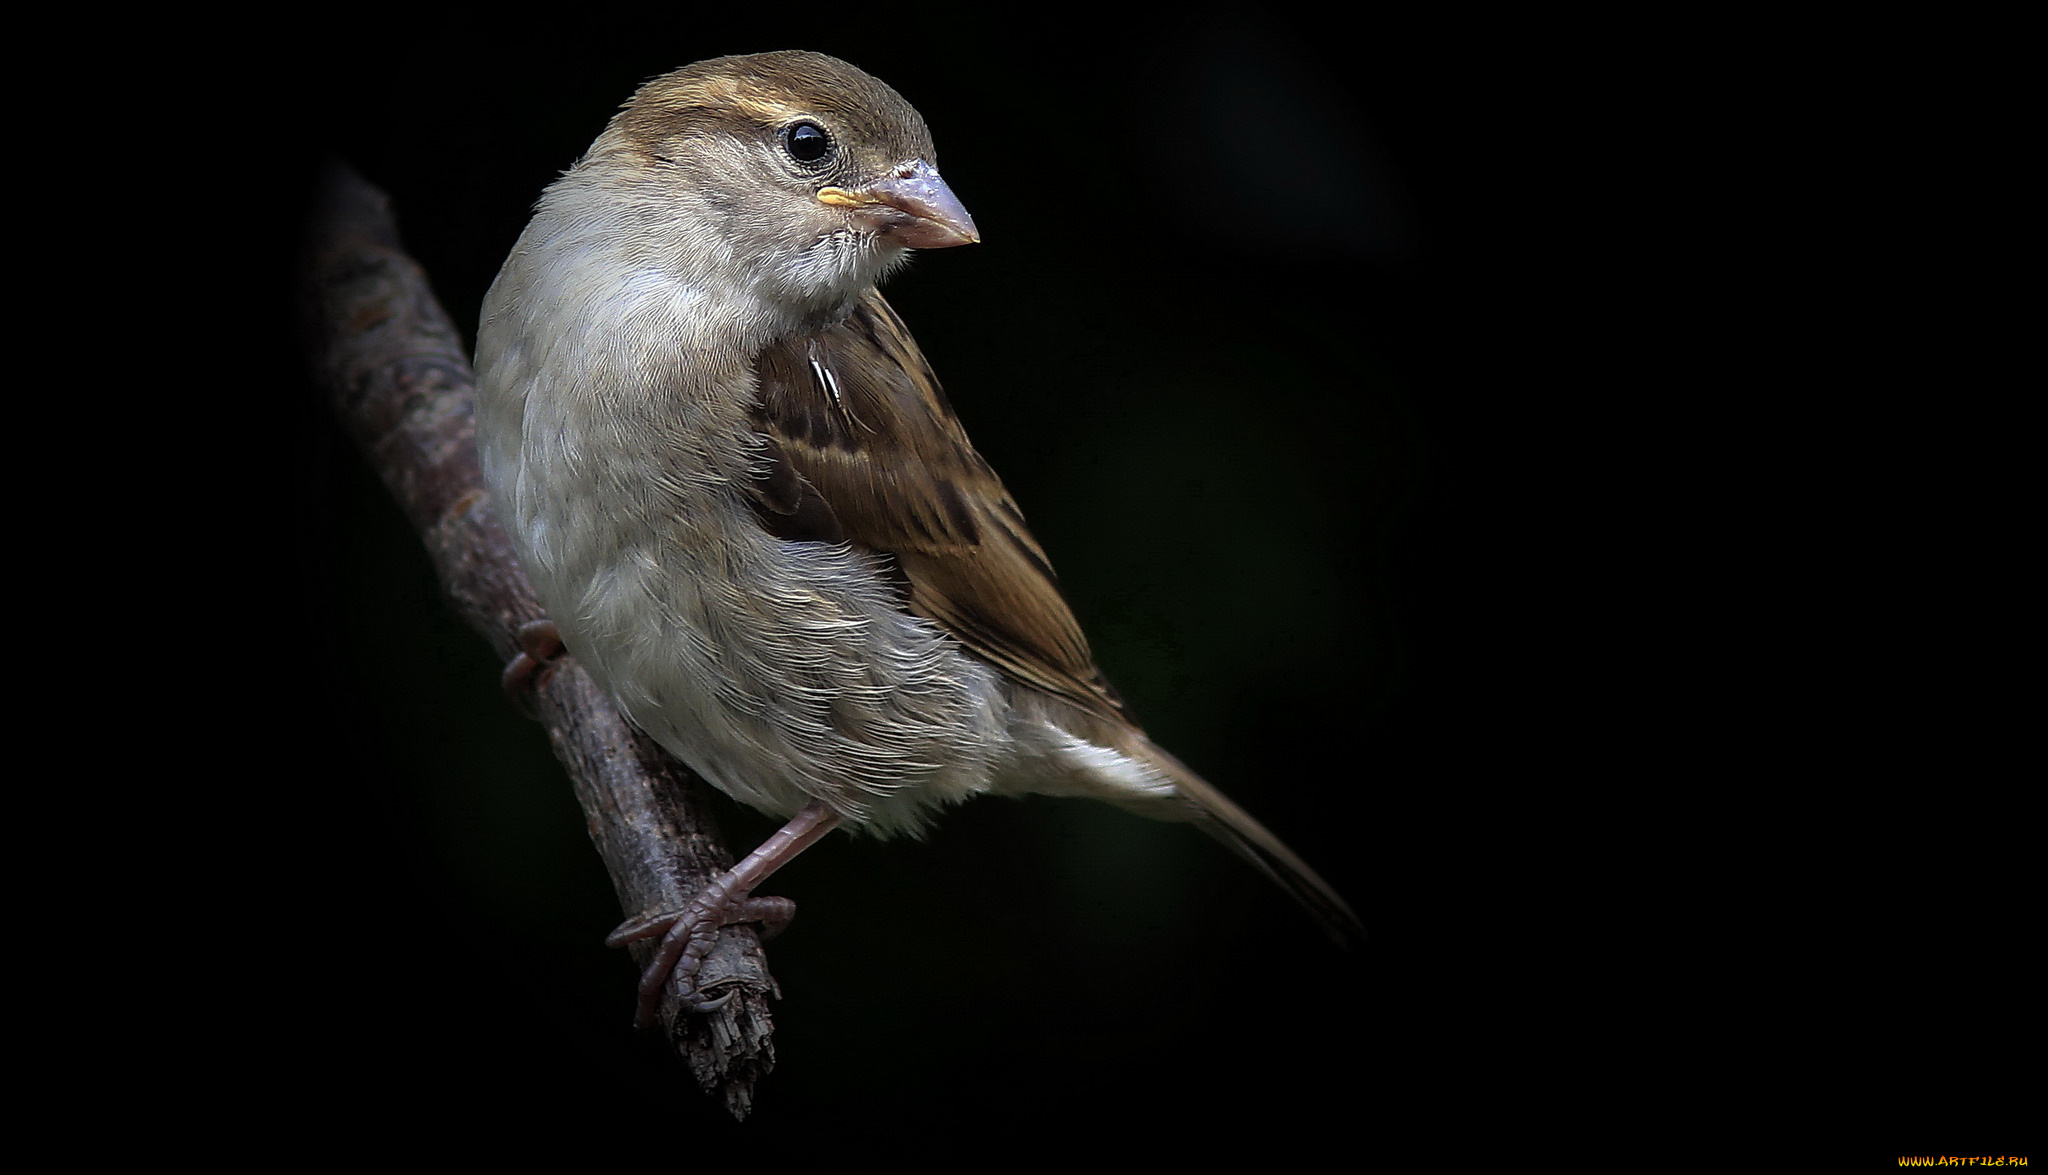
[1138, 740, 1366, 947]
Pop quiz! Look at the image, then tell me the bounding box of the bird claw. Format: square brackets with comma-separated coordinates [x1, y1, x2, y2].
[500, 620, 564, 717]
[608, 886, 796, 1028]
[604, 801, 840, 1028]
[685, 988, 736, 1014]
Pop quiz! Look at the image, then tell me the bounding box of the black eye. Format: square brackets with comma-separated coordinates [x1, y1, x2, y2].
[784, 121, 831, 164]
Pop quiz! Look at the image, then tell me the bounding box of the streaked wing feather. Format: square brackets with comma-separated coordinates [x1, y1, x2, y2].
[748, 290, 1128, 726]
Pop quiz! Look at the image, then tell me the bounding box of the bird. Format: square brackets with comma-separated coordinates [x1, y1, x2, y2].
[474, 50, 1363, 1026]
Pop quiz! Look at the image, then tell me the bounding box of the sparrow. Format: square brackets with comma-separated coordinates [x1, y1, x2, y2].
[475, 50, 1363, 1025]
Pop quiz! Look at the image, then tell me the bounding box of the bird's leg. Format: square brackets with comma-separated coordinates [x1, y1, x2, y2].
[500, 620, 564, 716]
[606, 799, 844, 1026]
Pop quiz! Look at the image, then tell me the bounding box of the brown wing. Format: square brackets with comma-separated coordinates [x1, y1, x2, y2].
[754, 295, 1364, 946]
[748, 289, 1129, 728]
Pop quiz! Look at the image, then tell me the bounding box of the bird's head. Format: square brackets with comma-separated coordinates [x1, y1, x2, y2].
[584, 50, 978, 317]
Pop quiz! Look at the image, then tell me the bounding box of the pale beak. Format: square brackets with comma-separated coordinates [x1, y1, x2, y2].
[818, 160, 979, 249]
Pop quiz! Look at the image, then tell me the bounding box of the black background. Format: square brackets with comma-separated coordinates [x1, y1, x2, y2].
[211, 2, 2028, 1158]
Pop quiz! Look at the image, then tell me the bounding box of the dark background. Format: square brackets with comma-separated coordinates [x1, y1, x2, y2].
[229, 2, 2025, 1158]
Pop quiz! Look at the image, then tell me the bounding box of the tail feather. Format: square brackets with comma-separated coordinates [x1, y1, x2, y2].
[1142, 741, 1366, 947]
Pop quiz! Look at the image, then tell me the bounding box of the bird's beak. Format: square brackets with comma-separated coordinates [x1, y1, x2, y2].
[818, 160, 979, 249]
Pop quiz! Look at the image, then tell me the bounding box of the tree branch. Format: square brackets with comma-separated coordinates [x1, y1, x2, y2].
[298, 160, 776, 1119]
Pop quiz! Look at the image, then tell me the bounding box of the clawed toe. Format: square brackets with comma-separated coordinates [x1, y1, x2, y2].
[608, 886, 796, 1027]
[501, 620, 565, 716]
[603, 908, 676, 949]
[604, 801, 843, 1028]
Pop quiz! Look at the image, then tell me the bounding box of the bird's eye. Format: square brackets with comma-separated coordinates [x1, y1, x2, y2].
[784, 122, 831, 164]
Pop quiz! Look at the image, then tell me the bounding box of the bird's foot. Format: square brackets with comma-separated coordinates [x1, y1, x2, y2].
[500, 620, 564, 717]
[607, 877, 796, 1025]
[603, 800, 843, 1028]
